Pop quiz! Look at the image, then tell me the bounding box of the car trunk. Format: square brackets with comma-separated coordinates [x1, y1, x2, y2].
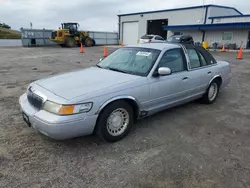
[140, 36, 153, 44]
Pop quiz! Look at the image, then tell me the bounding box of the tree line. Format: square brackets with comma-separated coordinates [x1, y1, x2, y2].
[0, 22, 11, 29]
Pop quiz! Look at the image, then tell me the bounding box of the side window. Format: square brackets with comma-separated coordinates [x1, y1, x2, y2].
[155, 36, 164, 41]
[196, 51, 207, 66]
[158, 48, 186, 73]
[197, 47, 217, 65]
[187, 49, 201, 69]
[160, 37, 165, 40]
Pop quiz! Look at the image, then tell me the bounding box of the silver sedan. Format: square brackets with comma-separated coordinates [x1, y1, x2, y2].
[19, 43, 231, 142]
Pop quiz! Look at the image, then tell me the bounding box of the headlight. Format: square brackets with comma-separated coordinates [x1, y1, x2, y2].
[43, 101, 93, 115]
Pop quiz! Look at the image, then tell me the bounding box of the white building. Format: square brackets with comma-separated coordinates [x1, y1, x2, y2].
[118, 4, 250, 49]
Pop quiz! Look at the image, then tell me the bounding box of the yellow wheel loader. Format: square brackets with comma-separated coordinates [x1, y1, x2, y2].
[49, 23, 95, 47]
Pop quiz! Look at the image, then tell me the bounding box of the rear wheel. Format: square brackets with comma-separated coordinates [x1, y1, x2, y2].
[92, 39, 96, 46]
[95, 101, 134, 142]
[84, 37, 93, 47]
[201, 80, 220, 104]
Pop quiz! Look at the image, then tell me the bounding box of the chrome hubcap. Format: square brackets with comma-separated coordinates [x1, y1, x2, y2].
[208, 83, 218, 101]
[107, 108, 129, 136]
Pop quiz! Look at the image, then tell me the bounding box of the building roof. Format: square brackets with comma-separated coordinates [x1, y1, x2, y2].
[126, 43, 181, 50]
[209, 14, 250, 19]
[118, 4, 242, 17]
[163, 22, 250, 30]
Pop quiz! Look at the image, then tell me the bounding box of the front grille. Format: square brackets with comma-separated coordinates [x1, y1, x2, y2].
[27, 88, 43, 109]
[58, 32, 63, 37]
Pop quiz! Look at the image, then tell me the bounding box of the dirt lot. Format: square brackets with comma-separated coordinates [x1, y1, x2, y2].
[1, 46, 250, 188]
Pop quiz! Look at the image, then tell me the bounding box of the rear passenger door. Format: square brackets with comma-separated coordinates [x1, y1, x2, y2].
[186, 47, 214, 97]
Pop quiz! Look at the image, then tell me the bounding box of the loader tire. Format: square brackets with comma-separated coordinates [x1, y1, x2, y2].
[84, 37, 93, 47]
[65, 37, 76, 47]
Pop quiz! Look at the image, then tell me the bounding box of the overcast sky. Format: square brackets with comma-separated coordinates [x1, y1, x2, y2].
[0, 0, 249, 31]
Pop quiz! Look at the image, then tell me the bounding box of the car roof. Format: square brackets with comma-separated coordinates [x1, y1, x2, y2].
[171, 35, 192, 38]
[171, 35, 183, 37]
[126, 43, 181, 50]
[142, 34, 160, 37]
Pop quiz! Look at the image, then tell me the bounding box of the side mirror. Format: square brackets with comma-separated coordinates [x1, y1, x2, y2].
[158, 67, 171, 76]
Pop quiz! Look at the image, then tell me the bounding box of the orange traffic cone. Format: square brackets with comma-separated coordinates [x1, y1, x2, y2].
[236, 47, 243, 60]
[103, 45, 108, 57]
[221, 45, 226, 52]
[121, 42, 124, 47]
[80, 43, 84, 53]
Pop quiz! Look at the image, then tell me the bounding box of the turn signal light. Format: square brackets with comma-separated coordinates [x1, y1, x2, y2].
[59, 105, 75, 115]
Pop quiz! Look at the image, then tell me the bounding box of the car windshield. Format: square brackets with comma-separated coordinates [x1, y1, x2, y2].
[141, 35, 154, 39]
[97, 47, 161, 76]
[167, 36, 181, 42]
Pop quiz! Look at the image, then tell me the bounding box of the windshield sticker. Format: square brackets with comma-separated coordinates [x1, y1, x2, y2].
[136, 52, 151, 56]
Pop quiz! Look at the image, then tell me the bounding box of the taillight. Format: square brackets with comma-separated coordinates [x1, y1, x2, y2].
[149, 39, 152, 43]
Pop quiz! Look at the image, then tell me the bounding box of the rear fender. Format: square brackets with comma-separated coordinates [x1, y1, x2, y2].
[206, 75, 222, 90]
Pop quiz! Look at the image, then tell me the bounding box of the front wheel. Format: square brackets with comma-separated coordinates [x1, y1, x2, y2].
[95, 101, 134, 142]
[201, 80, 220, 104]
[65, 37, 76, 47]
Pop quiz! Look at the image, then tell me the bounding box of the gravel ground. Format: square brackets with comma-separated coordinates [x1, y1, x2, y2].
[0, 46, 250, 188]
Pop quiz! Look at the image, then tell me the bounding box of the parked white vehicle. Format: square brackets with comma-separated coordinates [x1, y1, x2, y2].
[139, 35, 166, 44]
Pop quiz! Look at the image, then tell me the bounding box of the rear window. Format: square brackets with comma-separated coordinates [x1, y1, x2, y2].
[141, 35, 154, 39]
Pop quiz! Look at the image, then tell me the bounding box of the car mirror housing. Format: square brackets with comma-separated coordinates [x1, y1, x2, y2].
[158, 67, 171, 76]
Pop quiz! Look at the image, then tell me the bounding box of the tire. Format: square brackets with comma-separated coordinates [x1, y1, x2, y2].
[95, 101, 134, 142]
[84, 37, 93, 47]
[92, 39, 96, 46]
[201, 80, 220, 104]
[65, 37, 76, 47]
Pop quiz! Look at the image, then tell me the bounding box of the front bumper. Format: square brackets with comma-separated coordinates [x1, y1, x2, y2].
[19, 93, 98, 140]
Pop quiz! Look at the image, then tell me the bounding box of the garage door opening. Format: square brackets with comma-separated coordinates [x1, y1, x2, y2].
[147, 19, 168, 39]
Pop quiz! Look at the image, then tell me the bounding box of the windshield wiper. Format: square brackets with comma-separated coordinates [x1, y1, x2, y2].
[108, 67, 127, 73]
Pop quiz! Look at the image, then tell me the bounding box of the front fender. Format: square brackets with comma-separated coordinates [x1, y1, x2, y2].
[95, 95, 141, 114]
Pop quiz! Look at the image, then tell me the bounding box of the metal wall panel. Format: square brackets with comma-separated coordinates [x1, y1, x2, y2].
[213, 16, 250, 24]
[206, 7, 241, 23]
[205, 29, 249, 48]
[119, 7, 206, 42]
[89, 31, 118, 45]
[21, 29, 57, 47]
[21, 29, 118, 47]
[21, 39, 56, 47]
[168, 29, 249, 48]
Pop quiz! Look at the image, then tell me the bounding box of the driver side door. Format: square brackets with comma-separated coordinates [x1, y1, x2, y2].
[146, 48, 190, 113]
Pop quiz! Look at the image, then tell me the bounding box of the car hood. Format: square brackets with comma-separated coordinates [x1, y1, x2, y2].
[35, 67, 140, 100]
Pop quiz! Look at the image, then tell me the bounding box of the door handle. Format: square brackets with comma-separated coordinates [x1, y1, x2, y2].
[182, 77, 188, 80]
[207, 71, 212, 74]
